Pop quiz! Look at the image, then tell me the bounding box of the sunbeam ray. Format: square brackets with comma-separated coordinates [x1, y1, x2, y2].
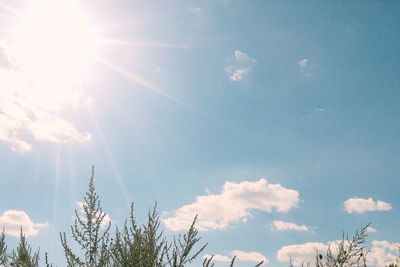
[88, 107, 131, 207]
[67, 144, 77, 208]
[99, 38, 188, 49]
[95, 56, 202, 113]
[52, 144, 61, 227]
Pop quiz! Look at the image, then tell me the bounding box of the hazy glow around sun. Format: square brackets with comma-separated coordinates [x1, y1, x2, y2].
[0, 0, 97, 152]
[6, 0, 98, 84]
[0, 0, 170, 152]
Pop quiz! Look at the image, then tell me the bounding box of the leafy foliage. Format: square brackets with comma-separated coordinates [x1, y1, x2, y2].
[0, 229, 7, 266]
[315, 224, 369, 267]
[60, 166, 111, 267]
[59, 166, 207, 267]
[111, 203, 166, 266]
[9, 229, 40, 267]
[165, 215, 207, 267]
[0, 167, 398, 267]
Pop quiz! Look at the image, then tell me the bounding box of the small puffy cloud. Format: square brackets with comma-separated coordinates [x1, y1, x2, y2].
[0, 210, 48, 237]
[229, 68, 249, 81]
[163, 178, 299, 232]
[272, 220, 309, 232]
[226, 50, 255, 82]
[234, 50, 251, 62]
[368, 240, 400, 267]
[344, 197, 392, 214]
[277, 242, 328, 266]
[366, 226, 377, 233]
[205, 250, 268, 265]
[76, 202, 112, 227]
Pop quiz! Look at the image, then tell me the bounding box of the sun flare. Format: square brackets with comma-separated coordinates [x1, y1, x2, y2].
[7, 0, 98, 86]
[0, 0, 180, 153]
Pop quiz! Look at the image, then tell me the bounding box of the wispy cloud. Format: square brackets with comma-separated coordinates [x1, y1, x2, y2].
[298, 58, 309, 69]
[191, 7, 202, 14]
[272, 220, 309, 232]
[297, 58, 313, 77]
[225, 49, 255, 81]
[344, 197, 392, 214]
[205, 250, 268, 265]
[163, 178, 299, 231]
[0, 210, 48, 237]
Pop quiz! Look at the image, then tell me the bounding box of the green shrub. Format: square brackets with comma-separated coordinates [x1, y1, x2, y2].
[0, 167, 398, 267]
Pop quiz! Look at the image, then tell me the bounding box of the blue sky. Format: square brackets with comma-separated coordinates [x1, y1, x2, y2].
[0, 1, 400, 266]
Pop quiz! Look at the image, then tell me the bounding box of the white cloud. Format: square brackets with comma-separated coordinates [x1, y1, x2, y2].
[229, 68, 249, 81]
[297, 58, 309, 69]
[366, 226, 377, 233]
[204, 254, 231, 263]
[226, 49, 255, 82]
[277, 242, 328, 266]
[297, 58, 314, 77]
[0, 39, 91, 153]
[277, 241, 350, 265]
[272, 220, 309, 232]
[163, 178, 299, 232]
[205, 250, 268, 265]
[278, 240, 398, 266]
[0, 210, 48, 237]
[76, 202, 111, 227]
[344, 197, 392, 214]
[233, 250, 268, 265]
[234, 50, 252, 62]
[368, 240, 400, 267]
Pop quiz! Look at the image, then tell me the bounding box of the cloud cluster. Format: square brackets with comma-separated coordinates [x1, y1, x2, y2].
[225, 49, 255, 81]
[205, 250, 268, 265]
[163, 178, 299, 232]
[272, 220, 309, 232]
[0, 210, 48, 237]
[277, 240, 399, 267]
[0, 41, 91, 153]
[277, 240, 364, 265]
[344, 197, 392, 214]
[368, 240, 400, 267]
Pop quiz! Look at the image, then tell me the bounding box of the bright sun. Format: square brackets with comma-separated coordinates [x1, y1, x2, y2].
[8, 0, 98, 86]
